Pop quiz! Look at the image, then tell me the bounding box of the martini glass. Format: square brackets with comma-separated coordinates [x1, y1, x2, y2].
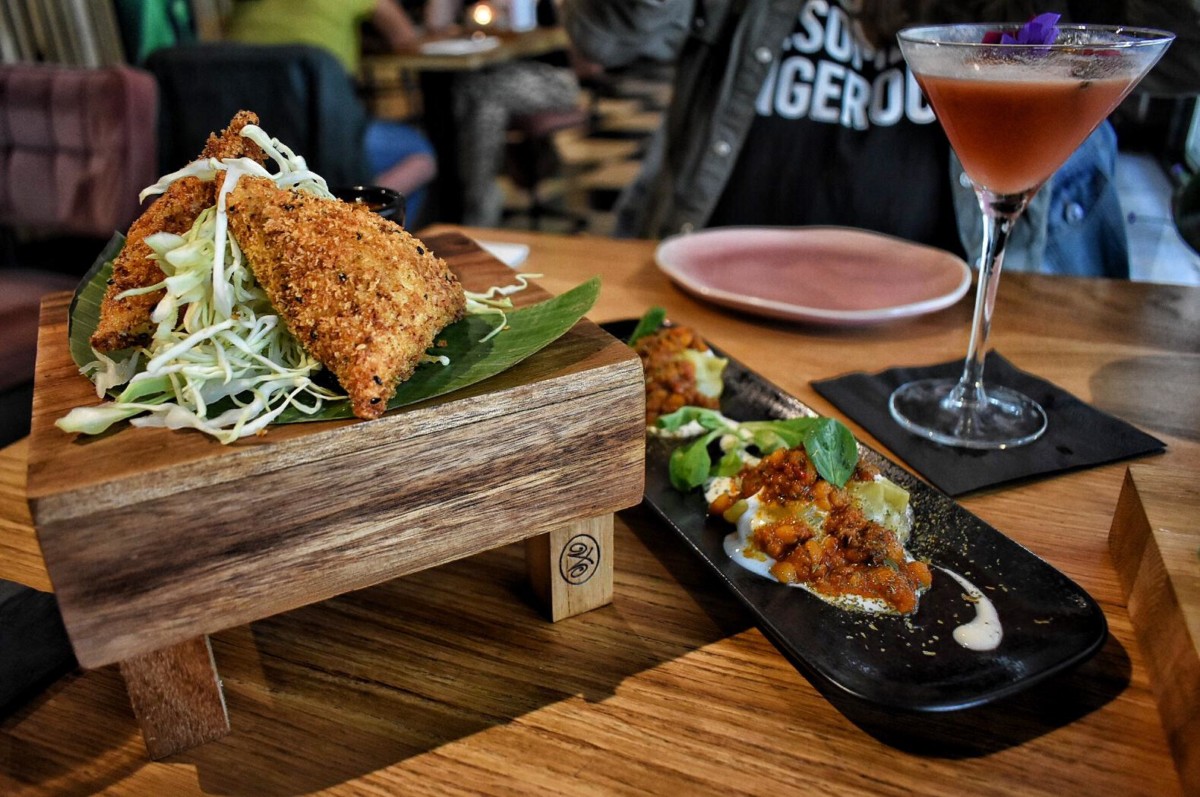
[889, 23, 1173, 449]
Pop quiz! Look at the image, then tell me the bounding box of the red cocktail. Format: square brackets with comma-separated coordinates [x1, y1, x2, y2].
[919, 73, 1133, 195]
[890, 23, 1173, 449]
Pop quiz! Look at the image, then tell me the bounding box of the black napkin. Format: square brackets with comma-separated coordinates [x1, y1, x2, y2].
[811, 353, 1165, 496]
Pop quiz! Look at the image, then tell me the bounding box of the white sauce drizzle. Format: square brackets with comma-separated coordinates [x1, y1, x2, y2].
[938, 567, 1003, 651]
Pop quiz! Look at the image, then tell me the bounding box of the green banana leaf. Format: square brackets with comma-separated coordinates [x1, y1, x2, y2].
[66, 234, 600, 425]
[68, 232, 126, 368]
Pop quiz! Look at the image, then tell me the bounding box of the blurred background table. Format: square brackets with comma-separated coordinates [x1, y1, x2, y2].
[363, 27, 570, 75]
[2, 226, 1197, 795]
[361, 27, 572, 224]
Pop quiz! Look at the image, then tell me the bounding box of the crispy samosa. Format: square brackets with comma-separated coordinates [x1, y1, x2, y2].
[224, 175, 466, 419]
[91, 111, 266, 352]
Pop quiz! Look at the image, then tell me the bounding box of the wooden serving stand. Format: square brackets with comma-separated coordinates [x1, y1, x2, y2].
[23, 232, 646, 759]
[1109, 464, 1200, 793]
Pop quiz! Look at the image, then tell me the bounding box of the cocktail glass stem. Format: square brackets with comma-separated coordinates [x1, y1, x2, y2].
[951, 192, 1026, 410]
[888, 188, 1047, 449]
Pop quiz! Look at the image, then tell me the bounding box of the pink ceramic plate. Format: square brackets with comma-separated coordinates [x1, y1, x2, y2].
[655, 227, 972, 326]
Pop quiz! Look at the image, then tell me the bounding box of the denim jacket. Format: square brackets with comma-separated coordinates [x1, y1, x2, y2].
[953, 122, 1129, 277]
[564, 0, 1199, 277]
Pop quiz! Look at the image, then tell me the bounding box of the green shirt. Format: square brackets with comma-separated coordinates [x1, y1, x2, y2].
[226, 0, 377, 74]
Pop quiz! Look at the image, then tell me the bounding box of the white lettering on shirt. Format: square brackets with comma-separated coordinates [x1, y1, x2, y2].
[842, 69, 870, 129]
[869, 66, 904, 125]
[792, 0, 827, 53]
[824, 4, 859, 70]
[772, 57, 815, 119]
[905, 66, 936, 124]
[762, 0, 933, 129]
[810, 60, 843, 123]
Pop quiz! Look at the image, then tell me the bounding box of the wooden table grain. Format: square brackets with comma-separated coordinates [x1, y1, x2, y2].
[3, 226, 1198, 795]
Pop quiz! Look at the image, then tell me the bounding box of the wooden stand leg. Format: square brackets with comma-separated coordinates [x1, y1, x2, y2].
[118, 635, 230, 759]
[526, 514, 614, 621]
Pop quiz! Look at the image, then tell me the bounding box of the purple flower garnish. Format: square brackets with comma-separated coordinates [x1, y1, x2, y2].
[982, 13, 1061, 45]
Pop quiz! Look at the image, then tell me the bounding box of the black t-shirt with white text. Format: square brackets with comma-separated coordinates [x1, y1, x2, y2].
[708, 0, 963, 255]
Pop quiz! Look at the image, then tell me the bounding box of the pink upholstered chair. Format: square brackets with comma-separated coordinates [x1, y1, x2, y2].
[0, 63, 158, 237]
[0, 63, 158, 446]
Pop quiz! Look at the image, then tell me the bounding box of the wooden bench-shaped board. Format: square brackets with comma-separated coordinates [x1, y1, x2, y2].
[25, 232, 646, 670]
[1109, 464, 1200, 794]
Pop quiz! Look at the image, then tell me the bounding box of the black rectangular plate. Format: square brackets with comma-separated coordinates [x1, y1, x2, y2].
[607, 319, 1107, 712]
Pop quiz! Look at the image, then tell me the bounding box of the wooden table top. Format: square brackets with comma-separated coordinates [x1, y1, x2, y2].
[2, 225, 1198, 795]
[360, 26, 570, 76]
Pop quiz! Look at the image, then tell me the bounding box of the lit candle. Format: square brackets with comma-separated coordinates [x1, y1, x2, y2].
[471, 3, 494, 27]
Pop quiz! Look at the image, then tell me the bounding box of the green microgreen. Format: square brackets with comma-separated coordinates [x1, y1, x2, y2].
[656, 407, 859, 491]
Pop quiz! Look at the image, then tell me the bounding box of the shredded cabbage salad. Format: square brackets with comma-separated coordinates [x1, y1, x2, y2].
[57, 124, 529, 443]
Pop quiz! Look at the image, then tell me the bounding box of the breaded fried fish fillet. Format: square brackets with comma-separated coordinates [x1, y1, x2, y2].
[224, 176, 466, 419]
[91, 111, 267, 352]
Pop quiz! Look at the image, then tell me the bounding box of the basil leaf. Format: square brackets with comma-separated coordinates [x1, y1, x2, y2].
[774, 417, 821, 434]
[627, 306, 667, 345]
[803, 418, 858, 488]
[748, 428, 784, 453]
[663, 410, 859, 494]
[745, 416, 821, 452]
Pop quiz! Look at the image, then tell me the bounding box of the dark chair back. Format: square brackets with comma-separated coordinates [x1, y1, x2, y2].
[0, 63, 158, 440]
[145, 42, 370, 187]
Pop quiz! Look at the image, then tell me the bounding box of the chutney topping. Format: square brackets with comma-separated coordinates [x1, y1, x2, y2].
[711, 446, 932, 615]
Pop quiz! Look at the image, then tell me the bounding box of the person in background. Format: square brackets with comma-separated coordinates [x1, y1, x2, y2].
[226, 0, 438, 222]
[562, 0, 1200, 278]
[454, 60, 581, 225]
[403, 0, 583, 226]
